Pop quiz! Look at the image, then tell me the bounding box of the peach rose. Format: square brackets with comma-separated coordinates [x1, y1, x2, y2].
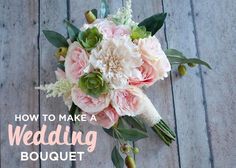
[65, 42, 88, 83]
[111, 87, 144, 116]
[71, 87, 110, 114]
[137, 37, 171, 81]
[129, 60, 158, 87]
[86, 105, 119, 129]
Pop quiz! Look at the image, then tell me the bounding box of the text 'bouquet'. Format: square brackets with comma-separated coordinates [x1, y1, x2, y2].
[38, 0, 210, 167]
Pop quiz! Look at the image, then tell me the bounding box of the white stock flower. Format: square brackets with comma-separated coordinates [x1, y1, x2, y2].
[90, 36, 143, 88]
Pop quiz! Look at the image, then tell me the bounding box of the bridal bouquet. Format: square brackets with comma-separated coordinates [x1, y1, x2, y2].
[38, 0, 210, 167]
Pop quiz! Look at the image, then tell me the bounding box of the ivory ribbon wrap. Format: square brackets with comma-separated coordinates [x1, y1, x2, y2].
[138, 93, 162, 127]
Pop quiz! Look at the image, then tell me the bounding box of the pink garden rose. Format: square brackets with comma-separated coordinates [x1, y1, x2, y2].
[65, 42, 88, 83]
[111, 87, 144, 116]
[137, 37, 171, 81]
[71, 87, 110, 114]
[129, 60, 158, 87]
[86, 105, 119, 129]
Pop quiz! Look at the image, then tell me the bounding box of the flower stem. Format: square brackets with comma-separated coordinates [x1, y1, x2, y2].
[151, 119, 176, 146]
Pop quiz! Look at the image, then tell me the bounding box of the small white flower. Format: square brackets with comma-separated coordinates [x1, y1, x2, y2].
[90, 36, 143, 88]
[36, 80, 72, 98]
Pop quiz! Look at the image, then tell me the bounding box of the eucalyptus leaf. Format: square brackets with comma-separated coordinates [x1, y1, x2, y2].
[138, 13, 167, 35]
[43, 30, 68, 48]
[111, 146, 124, 168]
[64, 20, 80, 41]
[100, 0, 110, 18]
[165, 48, 211, 69]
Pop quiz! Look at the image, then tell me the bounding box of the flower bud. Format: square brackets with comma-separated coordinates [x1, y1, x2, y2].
[125, 155, 136, 168]
[55, 47, 68, 59]
[85, 10, 96, 24]
[133, 147, 139, 154]
[178, 65, 187, 76]
[188, 63, 196, 67]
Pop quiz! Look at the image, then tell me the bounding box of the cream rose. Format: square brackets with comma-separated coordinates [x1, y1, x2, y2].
[86, 105, 119, 129]
[65, 42, 89, 83]
[71, 87, 110, 114]
[90, 36, 142, 88]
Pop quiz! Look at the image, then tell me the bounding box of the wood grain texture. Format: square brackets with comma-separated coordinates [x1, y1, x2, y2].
[0, 0, 40, 168]
[163, 0, 212, 167]
[131, 0, 179, 167]
[69, 0, 122, 167]
[39, 0, 72, 167]
[0, 0, 235, 167]
[192, 0, 236, 167]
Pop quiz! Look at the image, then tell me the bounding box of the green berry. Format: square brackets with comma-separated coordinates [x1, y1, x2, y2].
[178, 65, 187, 76]
[125, 155, 136, 168]
[188, 63, 196, 67]
[133, 147, 139, 154]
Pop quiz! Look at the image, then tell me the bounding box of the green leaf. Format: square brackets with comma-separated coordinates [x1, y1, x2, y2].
[103, 125, 148, 141]
[117, 128, 148, 141]
[91, 9, 98, 18]
[100, 0, 110, 18]
[69, 103, 77, 117]
[165, 49, 186, 59]
[43, 30, 68, 48]
[111, 146, 124, 168]
[64, 20, 80, 41]
[165, 49, 212, 69]
[103, 127, 116, 138]
[123, 116, 147, 132]
[57, 60, 65, 70]
[138, 13, 167, 35]
[74, 108, 81, 127]
[69, 103, 82, 128]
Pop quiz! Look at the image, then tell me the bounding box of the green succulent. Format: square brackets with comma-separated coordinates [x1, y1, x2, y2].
[130, 26, 151, 40]
[77, 27, 103, 51]
[78, 71, 109, 98]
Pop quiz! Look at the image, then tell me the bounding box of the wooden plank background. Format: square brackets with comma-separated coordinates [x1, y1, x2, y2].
[0, 0, 235, 168]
